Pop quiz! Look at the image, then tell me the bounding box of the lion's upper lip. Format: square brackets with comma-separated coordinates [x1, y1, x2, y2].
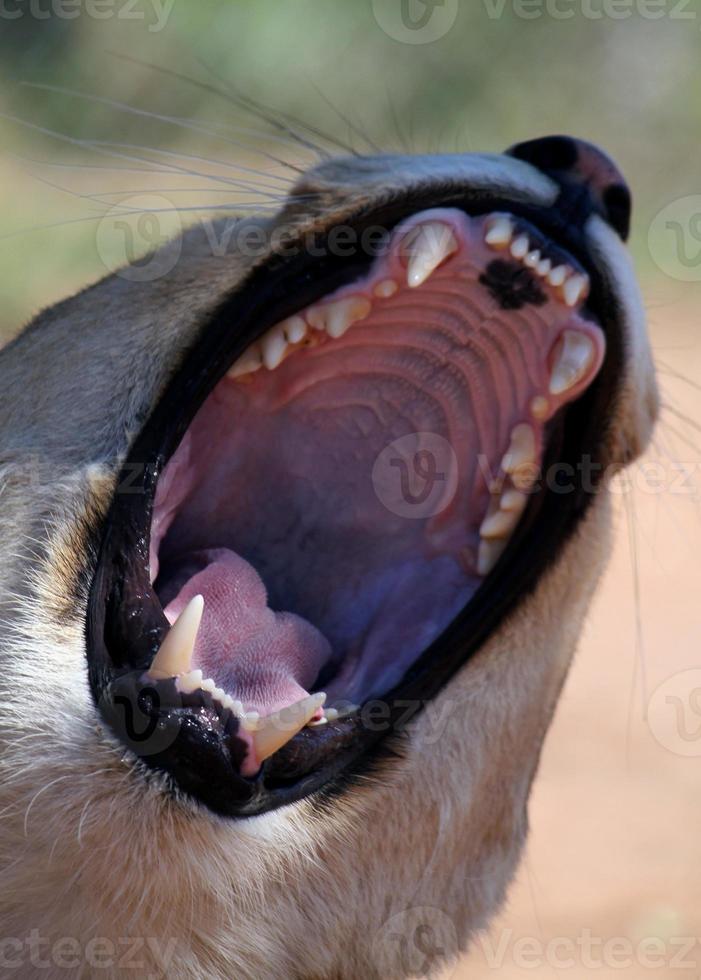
[87, 187, 620, 818]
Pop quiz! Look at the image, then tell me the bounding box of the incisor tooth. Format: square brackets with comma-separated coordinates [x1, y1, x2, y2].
[406, 222, 458, 288]
[176, 669, 204, 694]
[147, 594, 204, 680]
[484, 215, 514, 248]
[262, 328, 287, 370]
[524, 249, 541, 269]
[549, 329, 597, 395]
[249, 693, 327, 763]
[282, 315, 307, 345]
[547, 264, 568, 287]
[536, 257, 552, 277]
[501, 423, 537, 475]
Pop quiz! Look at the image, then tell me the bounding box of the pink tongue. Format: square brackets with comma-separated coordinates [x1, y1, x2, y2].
[163, 549, 331, 715]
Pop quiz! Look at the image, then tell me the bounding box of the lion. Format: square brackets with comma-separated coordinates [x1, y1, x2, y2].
[0, 135, 657, 979]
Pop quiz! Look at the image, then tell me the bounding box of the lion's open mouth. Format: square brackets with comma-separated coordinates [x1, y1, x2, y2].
[88, 192, 620, 817]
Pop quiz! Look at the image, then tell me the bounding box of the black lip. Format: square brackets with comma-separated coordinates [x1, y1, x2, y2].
[86, 187, 625, 818]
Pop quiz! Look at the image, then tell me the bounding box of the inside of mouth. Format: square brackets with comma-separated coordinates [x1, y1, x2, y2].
[149, 206, 605, 774]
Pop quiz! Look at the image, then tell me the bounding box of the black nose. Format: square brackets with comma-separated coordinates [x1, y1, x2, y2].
[506, 135, 631, 242]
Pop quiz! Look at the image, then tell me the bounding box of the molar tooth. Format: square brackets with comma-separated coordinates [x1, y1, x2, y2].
[510, 235, 530, 259]
[501, 423, 537, 475]
[406, 222, 458, 288]
[547, 264, 568, 287]
[325, 297, 372, 339]
[249, 693, 327, 763]
[549, 329, 597, 396]
[477, 538, 507, 577]
[562, 273, 589, 308]
[524, 249, 541, 269]
[484, 215, 515, 248]
[147, 595, 204, 680]
[262, 328, 288, 370]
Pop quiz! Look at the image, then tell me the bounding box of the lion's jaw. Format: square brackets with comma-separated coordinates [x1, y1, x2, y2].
[0, 142, 656, 979]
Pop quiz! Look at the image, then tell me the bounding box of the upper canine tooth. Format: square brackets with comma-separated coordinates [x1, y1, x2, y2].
[249, 693, 327, 764]
[484, 215, 515, 248]
[549, 329, 597, 395]
[501, 423, 537, 475]
[262, 328, 288, 370]
[406, 222, 458, 288]
[510, 235, 530, 259]
[147, 594, 204, 680]
[562, 273, 589, 308]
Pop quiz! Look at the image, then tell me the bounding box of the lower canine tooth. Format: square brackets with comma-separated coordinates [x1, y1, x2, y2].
[549, 329, 596, 395]
[147, 594, 204, 680]
[249, 693, 327, 763]
[406, 222, 458, 288]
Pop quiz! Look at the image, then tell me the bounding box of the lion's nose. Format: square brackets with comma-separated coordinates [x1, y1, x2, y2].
[506, 135, 632, 242]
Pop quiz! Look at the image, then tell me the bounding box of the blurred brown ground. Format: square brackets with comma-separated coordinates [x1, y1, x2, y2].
[446, 298, 701, 977]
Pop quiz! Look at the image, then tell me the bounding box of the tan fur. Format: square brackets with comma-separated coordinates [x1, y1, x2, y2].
[0, 153, 657, 979]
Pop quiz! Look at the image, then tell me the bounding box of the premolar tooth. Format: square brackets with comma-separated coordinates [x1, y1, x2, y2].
[374, 279, 398, 298]
[249, 693, 327, 763]
[510, 235, 530, 259]
[262, 328, 287, 370]
[326, 297, 372, 339]
[549, 329, 597, 395]
[562, 273, 589, 308]
[477, 538, 507, 576]
[406, 222, 458, 288]
[282, 315, 307, 345]
[479, 508, 519, 539]
[228, 346, 263, 379]
[147, 595, 204, 680]
[500, 488, 528, 513]
[501, 423, 537, 475]
[484, 215, 515, 248]
[547, 264, 568, 287]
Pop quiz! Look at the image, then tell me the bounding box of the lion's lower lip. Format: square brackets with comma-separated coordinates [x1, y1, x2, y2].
[87, 191, 616, 817]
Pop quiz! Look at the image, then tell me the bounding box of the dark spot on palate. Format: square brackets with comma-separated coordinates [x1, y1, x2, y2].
[479, 260, 547, 311]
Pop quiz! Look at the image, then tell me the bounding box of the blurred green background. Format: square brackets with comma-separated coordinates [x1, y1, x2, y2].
[0, 0, 699, 339]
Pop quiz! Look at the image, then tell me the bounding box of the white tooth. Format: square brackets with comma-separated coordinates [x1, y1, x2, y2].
[500, 488, 528, 513]
[262, 328, 288, 370]
[510, 235, 530, 259]
[282, 315, 307, 345]
[479, 508, 520, 539]
[501, 423, 537, 475]
[562, 273, 589, 308]
[308, 715, 329, 727]
[524, 249, 541, 269]
[325, 297, 372, 339]
[484, 215, 514, 248]
[406, 222, 458, 288]
[549, 329, 597, 396]
[231, 700, 244, 717]
[324, 708, 339, 721]
[530, 395, 550, 421]
[306, 305, 328, 332]
[176, 669, 204, 694]
[335, 702, 360, 719]
[477, 538, 507, 576]
[249, 693, 327, 763]
[201, 678, 216, 693]
[536, 257, 552, 277]
[223, 695, 235, 710]
[212, 687, 228, 704]
[228, 345, 263, 379]
[147, 595, 204, 680]
[547, 264, 568, 287]
[374, 279, 398, 298]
